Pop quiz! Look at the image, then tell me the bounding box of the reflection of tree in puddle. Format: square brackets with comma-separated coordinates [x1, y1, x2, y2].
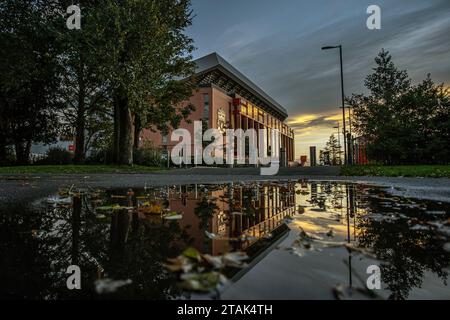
[296, 182, 450, 299]
[0, 192, 191, 299]
[354, 188, 450, 299]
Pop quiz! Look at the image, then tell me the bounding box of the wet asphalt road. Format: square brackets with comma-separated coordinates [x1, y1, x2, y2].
[1, 166, 450, 205]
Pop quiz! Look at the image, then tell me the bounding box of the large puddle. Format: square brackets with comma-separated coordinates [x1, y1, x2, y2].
[1, 180, 449, 299]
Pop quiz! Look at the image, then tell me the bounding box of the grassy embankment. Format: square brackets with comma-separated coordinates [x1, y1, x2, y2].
[340, 165, 450, 178]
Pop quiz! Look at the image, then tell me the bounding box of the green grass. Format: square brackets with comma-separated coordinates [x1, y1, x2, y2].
[0, 164, 165, 174]
[340, 165, 450, 178]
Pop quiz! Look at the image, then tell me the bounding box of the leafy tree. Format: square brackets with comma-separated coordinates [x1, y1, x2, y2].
[0, 0, 63, 164]
[91, 0, 196, 165]
[319, 134, 341, 165]
[347, 49, 450, 164]
[325, 134, 341, 165]
[57, 0, 110, 164]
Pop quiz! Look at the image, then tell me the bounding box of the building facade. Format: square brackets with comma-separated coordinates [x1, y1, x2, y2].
[140, 53, 295, 166]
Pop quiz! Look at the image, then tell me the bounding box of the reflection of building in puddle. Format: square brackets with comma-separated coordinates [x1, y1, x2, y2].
[167, 182, 297, 255]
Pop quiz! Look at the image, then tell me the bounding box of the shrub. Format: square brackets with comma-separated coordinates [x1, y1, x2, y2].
[134, 141, 164, 167]
[85, 147, 114, 164]
[0, 146, 15, 166]
[37, 147, 73, 165]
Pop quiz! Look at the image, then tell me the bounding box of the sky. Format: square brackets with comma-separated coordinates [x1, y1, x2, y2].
[186, 0, 450, 159]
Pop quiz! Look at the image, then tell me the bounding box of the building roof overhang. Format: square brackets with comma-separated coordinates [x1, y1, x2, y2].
[193, 52, 288, 120]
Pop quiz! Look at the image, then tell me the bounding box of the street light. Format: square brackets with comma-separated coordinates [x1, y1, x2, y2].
[322, 45, 347, 165]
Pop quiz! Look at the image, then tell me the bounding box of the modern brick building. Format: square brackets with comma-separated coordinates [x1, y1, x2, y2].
[140, 53, 295, 166]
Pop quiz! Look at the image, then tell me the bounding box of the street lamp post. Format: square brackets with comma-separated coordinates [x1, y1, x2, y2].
[322, 45, 347, 165]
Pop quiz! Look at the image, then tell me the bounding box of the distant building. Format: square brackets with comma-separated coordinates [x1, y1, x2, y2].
[310, 146, 317, 166]
[353, 136, 369, 165]
[30, 136, 74, 162]
[300, 155, 307, 166]
[140, 53, 295, 166]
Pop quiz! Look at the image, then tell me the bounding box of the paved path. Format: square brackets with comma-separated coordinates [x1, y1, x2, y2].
[164, 165, 341, 176]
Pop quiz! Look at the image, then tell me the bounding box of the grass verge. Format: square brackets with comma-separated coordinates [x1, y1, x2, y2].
[340, 165, 450, 178]
[0, 165, 164, 174]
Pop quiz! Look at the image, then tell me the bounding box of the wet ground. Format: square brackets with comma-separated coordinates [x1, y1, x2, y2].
[2, 170, 450, 205]
[1, 180, 449, 299]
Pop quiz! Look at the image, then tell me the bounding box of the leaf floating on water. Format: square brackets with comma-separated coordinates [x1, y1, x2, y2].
[95, 278, 132, 294]
[96, 204, 132, 211]
[425, 210, 446, 215]
[111, 195, 127, 199]
[222, 252, 249, 268]
[165, 256, 194, 273]
[443, 243, 450, 253]
[202, 255, 223, 269]
[163, 211, 183, 220]
[202, 252, 249, 269]
[179, 272, 227, 292]
[139, 202, 163, 214]
[45, 196, 71, 205]
[182, 247, 202, 262]
[410, 224, 431, 231]
[437, 226, 450, 237]
[31, 229, 41, 238]
[205, 230, 218, 239]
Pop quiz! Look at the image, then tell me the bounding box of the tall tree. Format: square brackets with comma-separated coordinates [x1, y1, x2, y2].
[58, 1, 110, 163]
[92, 0, 196, 165]
[0, 0, 63, 164]
[325, 134, 341, 165]
[347, 49, 450, 164]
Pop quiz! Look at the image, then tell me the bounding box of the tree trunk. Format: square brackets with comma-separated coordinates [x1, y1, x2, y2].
[15, 140, 31, 165]
[73, 103, 85, 164]
[133, 113, 141, 149]
[117, 93, 133, 165]
[0, 142, 7, 165]
[112, 94, 120, 163]
[74, 54, 86, 164]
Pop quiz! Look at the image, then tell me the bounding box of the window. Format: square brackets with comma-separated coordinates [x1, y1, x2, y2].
[259, 111, 264, 123]
[241, 105, 247, 115]
[203, 93, 210, 120]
